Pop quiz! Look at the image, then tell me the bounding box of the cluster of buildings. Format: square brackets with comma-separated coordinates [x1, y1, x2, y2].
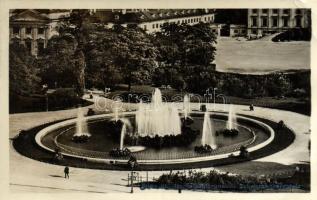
[9, 9, 310, 56]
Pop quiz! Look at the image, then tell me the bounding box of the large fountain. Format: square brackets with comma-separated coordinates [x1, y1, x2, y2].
[135, 88, 181, 137]
[30, 87, 279, 169]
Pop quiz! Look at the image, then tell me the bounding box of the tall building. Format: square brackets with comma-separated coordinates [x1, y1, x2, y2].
[9, 9, 71, 56]
[247, 9, 310, 37]
[92, 9, 217, 33]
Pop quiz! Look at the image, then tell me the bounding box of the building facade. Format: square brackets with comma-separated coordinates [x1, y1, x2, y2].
[247, 9, 310, 37]
[9, 9, 70, 56]
[92, 9, 216, 33]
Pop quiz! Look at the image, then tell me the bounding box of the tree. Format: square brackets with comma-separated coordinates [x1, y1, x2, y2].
[154, 22, 217, 92]
[110, 27, 158, 90]
[54, 10, 92, 94]
[39, 34, 88, 95]
[9, 41, 41, 96]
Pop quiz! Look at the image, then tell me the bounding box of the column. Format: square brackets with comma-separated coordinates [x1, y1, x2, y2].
[20, 27, 26, 40]
[278, 9, 283, 30]
[257, 9, 262, 36]
[290, 9, 295, 28]
[217, 24, 221, 37]
[247, 9, 252, 28]
[268, 9, 272, 29]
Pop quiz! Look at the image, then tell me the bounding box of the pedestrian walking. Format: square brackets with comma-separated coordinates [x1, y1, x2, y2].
[64, 166, 69, 179]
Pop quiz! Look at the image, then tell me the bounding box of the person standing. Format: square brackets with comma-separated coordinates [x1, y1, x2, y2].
[64, 166, 69, 179]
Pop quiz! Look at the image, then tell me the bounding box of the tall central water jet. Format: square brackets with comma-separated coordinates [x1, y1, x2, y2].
[201, 112, 216, 148]
[136, 88, 181, 137]
[227, 104, 237, 130]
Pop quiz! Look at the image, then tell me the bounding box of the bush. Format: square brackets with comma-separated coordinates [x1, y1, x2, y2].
[216, 129, 239, 137]
[194, 144, 214, 154]
[48, 88, 81, 110]
[72, 135, 90, 143]
[125, 126, 199, 149]
[109, 148, 131, 157]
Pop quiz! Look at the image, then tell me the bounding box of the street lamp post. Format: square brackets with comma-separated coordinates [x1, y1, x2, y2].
[213, 87, 217, 111]
[128, 156, 137, 193]
[46, 93, 49, 112]
[130, 169, 134, 193]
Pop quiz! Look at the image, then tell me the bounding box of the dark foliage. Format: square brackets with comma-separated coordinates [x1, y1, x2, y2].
[47, 88, 82, 110]
[109, 148, 131, 157]
[194, 144, 214, 154]
[124, 126, 199, 149]
[72, 135, 90, 143]
[216, 129, 239, 137]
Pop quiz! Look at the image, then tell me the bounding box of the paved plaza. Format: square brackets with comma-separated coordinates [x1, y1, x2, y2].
[215, 37, 310, 74]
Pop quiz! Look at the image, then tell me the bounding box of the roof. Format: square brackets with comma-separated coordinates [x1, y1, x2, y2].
[94, 9, 215, 24]
[10, 9, 50, 23]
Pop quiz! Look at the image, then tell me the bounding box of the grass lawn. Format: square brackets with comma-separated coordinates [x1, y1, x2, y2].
[106, 85, 310, 116]
[215, 37, 310, 74]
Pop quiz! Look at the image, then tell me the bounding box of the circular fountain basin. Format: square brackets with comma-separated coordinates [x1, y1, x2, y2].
[35, 111, 274, 166]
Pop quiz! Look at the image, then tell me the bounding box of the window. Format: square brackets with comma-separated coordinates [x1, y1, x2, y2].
[252, 9, 257, 14]
[234, 30, 238, 33]
[296, 9, 302, 15]
[152, 24, 155, 29]
[38, 28, 44, 35]
[156, 24, 158, 28]
[272, 9, 278, 14]
[272, 17, 278, 27]
[252, 29, 257, 34]
[252, 17, 257, 26]
[262, 17, 268, 27]
[283, 17, 288, 27]
[143, 25, 147, 30]
[262, 9, 268, 14]
[283, 9, 290, 14]
[26, 27, 32, 34]
[191, 19, 193, 23]
[13, 27, 19, 34]
[295, 16, 302, 27]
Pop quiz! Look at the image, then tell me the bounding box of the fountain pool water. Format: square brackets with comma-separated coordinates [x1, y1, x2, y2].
[201, 112, 216, 148]
[136, 88, 181, 137]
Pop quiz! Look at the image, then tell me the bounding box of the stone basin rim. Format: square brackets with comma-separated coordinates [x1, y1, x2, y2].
[35, 111, 275, 165]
